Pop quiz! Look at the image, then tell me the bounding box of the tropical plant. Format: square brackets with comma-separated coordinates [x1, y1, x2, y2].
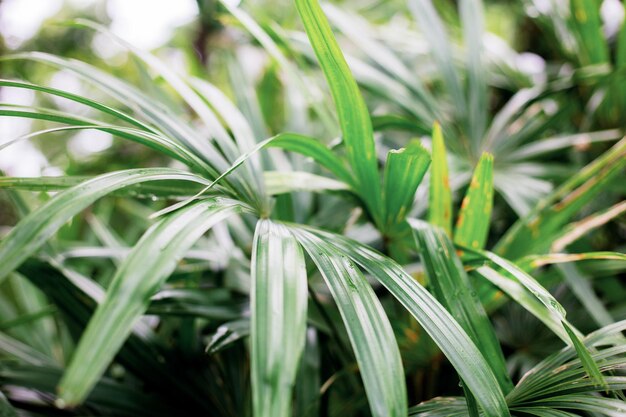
[0, 0, 625, 416]
[275, 0, 625, 216]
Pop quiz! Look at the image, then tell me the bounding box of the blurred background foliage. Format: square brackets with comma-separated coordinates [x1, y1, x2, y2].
[0, 0, 624, 416]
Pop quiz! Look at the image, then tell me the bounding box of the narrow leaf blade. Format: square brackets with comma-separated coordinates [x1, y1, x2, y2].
[295, 0, 382, 223]
[410, 219, 512, 394]
[429, 122, 453, 235]
[292, 229, 407, 417]
[58, 199, 243, 405]
[454, 152, 494, 250]
[383, 141, 431, 229]
[297, 226, 511, 417]
[251, 220, 308, 417]
[0, 169, 210, 282]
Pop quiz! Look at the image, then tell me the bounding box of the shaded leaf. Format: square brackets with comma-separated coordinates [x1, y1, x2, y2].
[410, 219, 512, 394]
[292, 228, 407, 417]
[58, 198, 245, 405]
[295, 226, 511, 417]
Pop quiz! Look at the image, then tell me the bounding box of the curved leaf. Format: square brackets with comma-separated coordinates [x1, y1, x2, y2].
[294, 226, 511, 417]
[2, 52, 230, 174]
[0, 169, 211, 283]
[267, 133, 354, 185]
[58, 198, 245, 405]
[292, 228, 407, 417]
[410, 219, 512, 394]
[382, 141, 431, 230]
[496, 137, 626, 259]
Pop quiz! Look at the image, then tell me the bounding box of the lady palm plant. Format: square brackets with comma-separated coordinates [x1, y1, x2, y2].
[0, 1, 625, 417]
[277, 0, 625, 216]
[520, 0, 626, 129]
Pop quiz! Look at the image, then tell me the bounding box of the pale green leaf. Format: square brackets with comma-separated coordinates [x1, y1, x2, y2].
[58, 198, 245, 405]
[296, 226, 511, 417]
[251, 219, 308, 417]
[0, 169, 212, 283]
[292, 228, 407, 417]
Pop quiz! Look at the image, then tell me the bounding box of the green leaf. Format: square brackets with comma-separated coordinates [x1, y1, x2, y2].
[0, 392, 18, 417]
[562, 321, 608, 391]
[407, 0, 466, 117]
[0, 169, 211, 283]
[69, 19, 245, 167]
[459, 0, 488, 152]
[382, 141, 431, 230]
[251, 220, 308, 417]
[507, 320, 626, 407]
[295, 0, 382, 224]
[464, 247, 567, 317]
[190, 77, 266, 197]
[0, 171, 349, 198]
[410, 219, 513, 394]
[0, 120, 212, 174]
[429, 122, 453, 236]
[460, 381, 480, 417]
[292, 228, 407, 417]
[473, 265, 571, 343]
[58, 198, 244, 405]
[149, 133, 306, 219]
[569, 0, 609, 66]
[264, 171, 349, 195]
[297, 226, 511, 417]
[0, 79, 151, 130]
[0, 175, 212, 198]
[267, 133, 354, 185]
[495, 137, 626, 259]
[454, 152, 494, 250]
[2, 53, 230, 174]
